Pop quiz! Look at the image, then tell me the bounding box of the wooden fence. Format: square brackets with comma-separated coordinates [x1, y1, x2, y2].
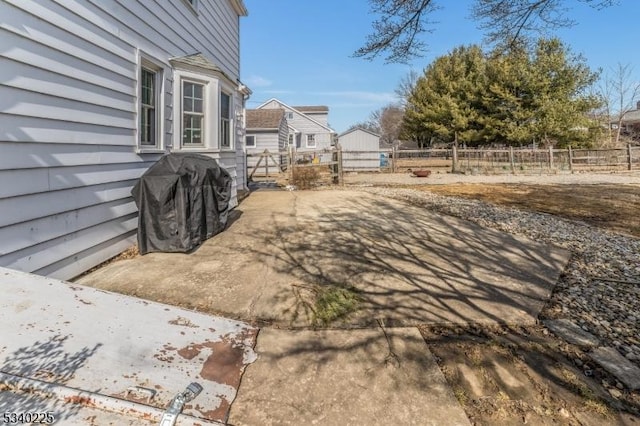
[247, 147, 343, 187]
[247, 145, 639, 184]
[388, 145, 640, 174]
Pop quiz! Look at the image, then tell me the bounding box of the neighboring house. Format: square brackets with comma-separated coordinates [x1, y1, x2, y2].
[338, 127, 381, 171]
[617, 101, 640, 141]
[0, 0, 249, 280]
[245, 108, 288, 173]
[257, 99, 336, 151]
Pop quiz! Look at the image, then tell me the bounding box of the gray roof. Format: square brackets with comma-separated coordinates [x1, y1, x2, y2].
[293, 105, 329, 113]
[622, 109, 640, 124]
[169, 53, 236, 84]
[338, 127, 380, 138]
[246, 108, 285, 129]
[170, 53, 223, 73]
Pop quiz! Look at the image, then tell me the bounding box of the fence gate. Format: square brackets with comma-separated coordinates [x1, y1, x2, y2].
[246, 147, 343, 187]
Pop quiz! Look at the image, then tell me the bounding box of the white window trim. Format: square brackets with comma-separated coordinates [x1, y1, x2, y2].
[173, 69, 220, 151]
[306, 134, 316, 148]
[245, 135, 256, 147]
[136, 53, 166, 154]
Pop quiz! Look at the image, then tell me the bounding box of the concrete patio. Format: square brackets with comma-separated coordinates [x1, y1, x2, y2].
[78, 190, 570, 328]
[71, 189, 570, 424]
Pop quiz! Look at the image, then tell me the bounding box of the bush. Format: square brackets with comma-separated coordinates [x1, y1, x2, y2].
[291, 166, 320, 189]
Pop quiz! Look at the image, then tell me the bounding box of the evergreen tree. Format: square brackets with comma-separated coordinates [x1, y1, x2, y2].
[403, 38, 601, 147]
[403, 45, 486, 146]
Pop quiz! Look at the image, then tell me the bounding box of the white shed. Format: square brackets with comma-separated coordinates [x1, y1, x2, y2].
[0, 0, 249, 280]
[338, 127, 381, 171]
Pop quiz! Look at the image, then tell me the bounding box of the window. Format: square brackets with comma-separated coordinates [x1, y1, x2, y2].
[287, 112, 294, 120]
[182, 81, 204, 146]
[306, 134, 316, 148]
[220, 92, 232, 149]
[288, 134, 293, 146]
[246, 135, 255, 147]
[140, 68, 157, 146]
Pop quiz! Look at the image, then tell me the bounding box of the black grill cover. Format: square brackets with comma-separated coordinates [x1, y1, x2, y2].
[132, 153, 232, 254]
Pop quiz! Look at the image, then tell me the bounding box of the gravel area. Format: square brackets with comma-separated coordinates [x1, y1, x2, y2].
[350, 184, 640, 367]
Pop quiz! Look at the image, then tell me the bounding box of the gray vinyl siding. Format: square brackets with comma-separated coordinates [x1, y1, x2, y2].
[339, 129, 381, 171]
[278, 116, 289, 150]
[0, 0, 244, 280]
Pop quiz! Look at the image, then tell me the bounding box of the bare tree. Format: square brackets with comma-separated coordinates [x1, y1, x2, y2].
[370, 104, 405, 145]
[355, 0, 620, 63]
[353, 0, 438, 63]
[394, 69, 420, 107]
[345, 120, 380, 134]
[587, 85, 612, 147]
[600, 63, 640, 145]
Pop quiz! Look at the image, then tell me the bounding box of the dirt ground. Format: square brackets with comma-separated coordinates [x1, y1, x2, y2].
[422, 324, 640, 425]
[419, 183, 640, 238]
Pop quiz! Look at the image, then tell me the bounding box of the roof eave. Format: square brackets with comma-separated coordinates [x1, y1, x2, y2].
[230, 0, 248, 16]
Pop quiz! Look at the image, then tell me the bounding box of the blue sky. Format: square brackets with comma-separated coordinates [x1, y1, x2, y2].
[240, 0, 639, 133]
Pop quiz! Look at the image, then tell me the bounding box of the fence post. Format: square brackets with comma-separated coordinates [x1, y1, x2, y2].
[549, 146, 554, 170]
[452, 145, 458, 173]
[509, 146, 515, 174]
[262, 149, 269, 177]
[628, 144, 633, 171]
[568, 146, 574, 173]
[289, 145, 295, 182]
[392, 146, 397, 173]
[337, 145, 344, 185]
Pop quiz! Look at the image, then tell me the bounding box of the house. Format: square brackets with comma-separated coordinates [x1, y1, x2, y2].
[245, 108, 288, 173]
[0, 0, 249, 280]
[617, 101, 640, 142]
[338, 127, 381, 171]
[257, 99, 336, 151]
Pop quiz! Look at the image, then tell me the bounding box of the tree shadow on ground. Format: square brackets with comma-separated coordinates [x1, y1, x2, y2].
[0, 335, 102, 422]
[240, 192, 567, 328]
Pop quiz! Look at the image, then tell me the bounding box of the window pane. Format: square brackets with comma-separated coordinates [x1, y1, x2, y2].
[147, 111, 155, 145]
[192, 115, 202, 144]
[140, 113, 147, 143]
[193, 84, 203, 99]
[194, 98, 203, 113]
[183, 114, 203, 145]
[183, 82, 193, 97]
[182, 81, 204, 146]
[221, 120, 229, 148]
[221, 93, 230, 118]
[140, 67, 158, 147]
[183, 128, 192, 144]
[183, 97, 193, 112]
[140, 108, 156, 146]
[141, 69, 155, 105]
